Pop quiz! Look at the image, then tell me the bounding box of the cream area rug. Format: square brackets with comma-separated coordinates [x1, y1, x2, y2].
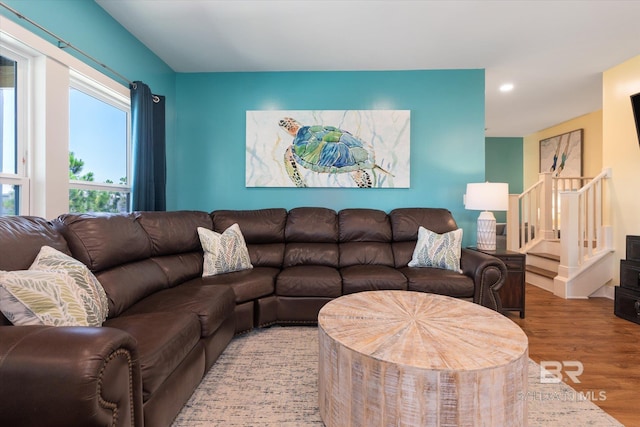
[172, 326, 622, 427]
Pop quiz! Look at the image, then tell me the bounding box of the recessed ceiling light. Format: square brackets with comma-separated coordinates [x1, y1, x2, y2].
[500, 83, 514, 92]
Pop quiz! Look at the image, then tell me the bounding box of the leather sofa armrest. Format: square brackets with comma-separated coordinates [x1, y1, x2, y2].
[0, 325, 143, 427]
[460, 248, 508, 312]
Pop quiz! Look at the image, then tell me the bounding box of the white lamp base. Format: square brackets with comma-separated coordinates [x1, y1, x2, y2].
[476, 211, 497, 251]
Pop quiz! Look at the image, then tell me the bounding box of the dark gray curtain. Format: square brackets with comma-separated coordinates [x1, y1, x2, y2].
[130, 81, 166, 211]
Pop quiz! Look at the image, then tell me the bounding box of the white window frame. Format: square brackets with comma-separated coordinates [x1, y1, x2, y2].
[0, 42, 32, 215]
[0, 174, 30, 215]
[68, 70, 132, 203]
[0, 15, 131, 218]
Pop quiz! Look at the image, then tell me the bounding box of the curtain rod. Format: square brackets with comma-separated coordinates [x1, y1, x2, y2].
[0, 2, 134, 87]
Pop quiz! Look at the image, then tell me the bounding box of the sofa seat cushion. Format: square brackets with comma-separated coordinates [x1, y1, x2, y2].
[200, 267, 278, 303]
[340, 265, 408, 294]
[120, 282, 235, 337]
[104, 311, 201, 400]
[277, 266, 342, 298]
[400, 266, 474, 298]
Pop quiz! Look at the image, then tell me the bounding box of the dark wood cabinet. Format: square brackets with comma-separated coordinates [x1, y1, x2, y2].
[469, 248, 526, 318]
[614, 286, 640, 324]
[614, 235, 640, 324]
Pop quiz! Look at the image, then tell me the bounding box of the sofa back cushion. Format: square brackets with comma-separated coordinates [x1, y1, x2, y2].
[54, 213, 163, 317]
[136, 211, 212, 256]
[94, 259, 170, 317]
[136, 211, 211, 286]
[211, 209, 287, 268]
[284, 207, 339, 267]
[338, 209, 394, 267]
[55, 213, 152, 271]
[389, 208, 459, 268]
[0, 216, 70, 271]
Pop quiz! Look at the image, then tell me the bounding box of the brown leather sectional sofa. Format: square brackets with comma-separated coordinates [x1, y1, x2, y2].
[0, 207, 507, 427]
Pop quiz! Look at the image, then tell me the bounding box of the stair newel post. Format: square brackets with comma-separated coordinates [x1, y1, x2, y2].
[540, 172, 555, 240]
[557, 190, 580, 284]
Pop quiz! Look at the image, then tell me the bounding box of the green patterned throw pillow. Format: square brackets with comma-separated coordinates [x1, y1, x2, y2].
[0, 272, 97, 327]
[30, 245, 109, 325]
[408, 226, 463, 273]
[0, 246, 108, 327]
[0, 270, 87, 326]
[198, 224, 253, 277]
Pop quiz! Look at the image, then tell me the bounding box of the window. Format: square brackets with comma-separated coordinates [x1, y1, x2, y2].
[1, 56, 17, 176]
[0, 52, 29, 216]
[68, 76, 130, 213]
[2, 16, 130, 217]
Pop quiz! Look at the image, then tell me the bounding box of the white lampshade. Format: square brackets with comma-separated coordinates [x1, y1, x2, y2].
[465, 182, 509, 212]
[464, 182, 509, 251]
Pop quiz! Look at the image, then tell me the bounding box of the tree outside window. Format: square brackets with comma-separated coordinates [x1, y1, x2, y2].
[68, 83, 130, 214]
[68, 152, 128, 213]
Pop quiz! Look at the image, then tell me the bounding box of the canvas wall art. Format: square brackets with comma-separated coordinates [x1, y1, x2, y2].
[246, 110, 410, 188]
[539, 129, 583, 177]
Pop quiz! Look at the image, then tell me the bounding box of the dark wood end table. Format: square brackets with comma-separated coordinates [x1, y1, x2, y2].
[469, 247, 526, 318]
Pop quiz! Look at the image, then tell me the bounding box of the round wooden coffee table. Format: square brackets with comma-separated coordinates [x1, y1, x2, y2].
[318, 291, 528, 427]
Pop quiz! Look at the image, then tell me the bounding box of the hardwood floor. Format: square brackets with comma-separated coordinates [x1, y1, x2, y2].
[504, 284, 639, 426]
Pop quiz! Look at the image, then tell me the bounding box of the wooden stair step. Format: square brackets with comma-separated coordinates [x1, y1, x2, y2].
[527, 251, 560, 262]
[526, 265, 556, 279]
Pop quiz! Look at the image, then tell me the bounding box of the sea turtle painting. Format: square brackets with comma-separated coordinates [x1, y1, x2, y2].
[278, 117, 392, 188]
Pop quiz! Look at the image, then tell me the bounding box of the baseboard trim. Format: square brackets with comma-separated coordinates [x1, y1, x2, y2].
[589, 284, 615, 300]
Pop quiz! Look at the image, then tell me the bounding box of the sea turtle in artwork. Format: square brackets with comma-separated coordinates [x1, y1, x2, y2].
[278, 117, 392, 188]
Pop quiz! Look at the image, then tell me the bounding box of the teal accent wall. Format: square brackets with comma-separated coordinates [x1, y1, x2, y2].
[2, 2, 488, 247]
[485, 137, 523, 222]
[175, 70, 486, 246]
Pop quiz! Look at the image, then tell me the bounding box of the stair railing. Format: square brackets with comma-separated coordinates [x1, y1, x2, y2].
[507, 173, 553, 252]
[551, 176, 592, 238]
[506, 169, 611, 259]
[557, 168, 612, 277]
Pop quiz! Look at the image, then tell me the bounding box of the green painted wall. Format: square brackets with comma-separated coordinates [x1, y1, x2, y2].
[485, 137, 523, 222]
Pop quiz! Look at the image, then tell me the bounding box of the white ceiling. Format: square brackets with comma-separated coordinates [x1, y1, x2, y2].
[97, 0, 640, 137]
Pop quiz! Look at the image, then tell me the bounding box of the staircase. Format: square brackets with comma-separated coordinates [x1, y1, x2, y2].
[526, 245, 560, 292]
[506, 169, 614, 299]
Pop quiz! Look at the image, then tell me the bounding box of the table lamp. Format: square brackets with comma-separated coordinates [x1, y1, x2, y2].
[464, 182, 509, 251]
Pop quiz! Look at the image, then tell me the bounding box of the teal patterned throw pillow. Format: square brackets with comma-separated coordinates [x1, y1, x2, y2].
[198, 224, 253, 277]
[408, 226, 463, 273]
